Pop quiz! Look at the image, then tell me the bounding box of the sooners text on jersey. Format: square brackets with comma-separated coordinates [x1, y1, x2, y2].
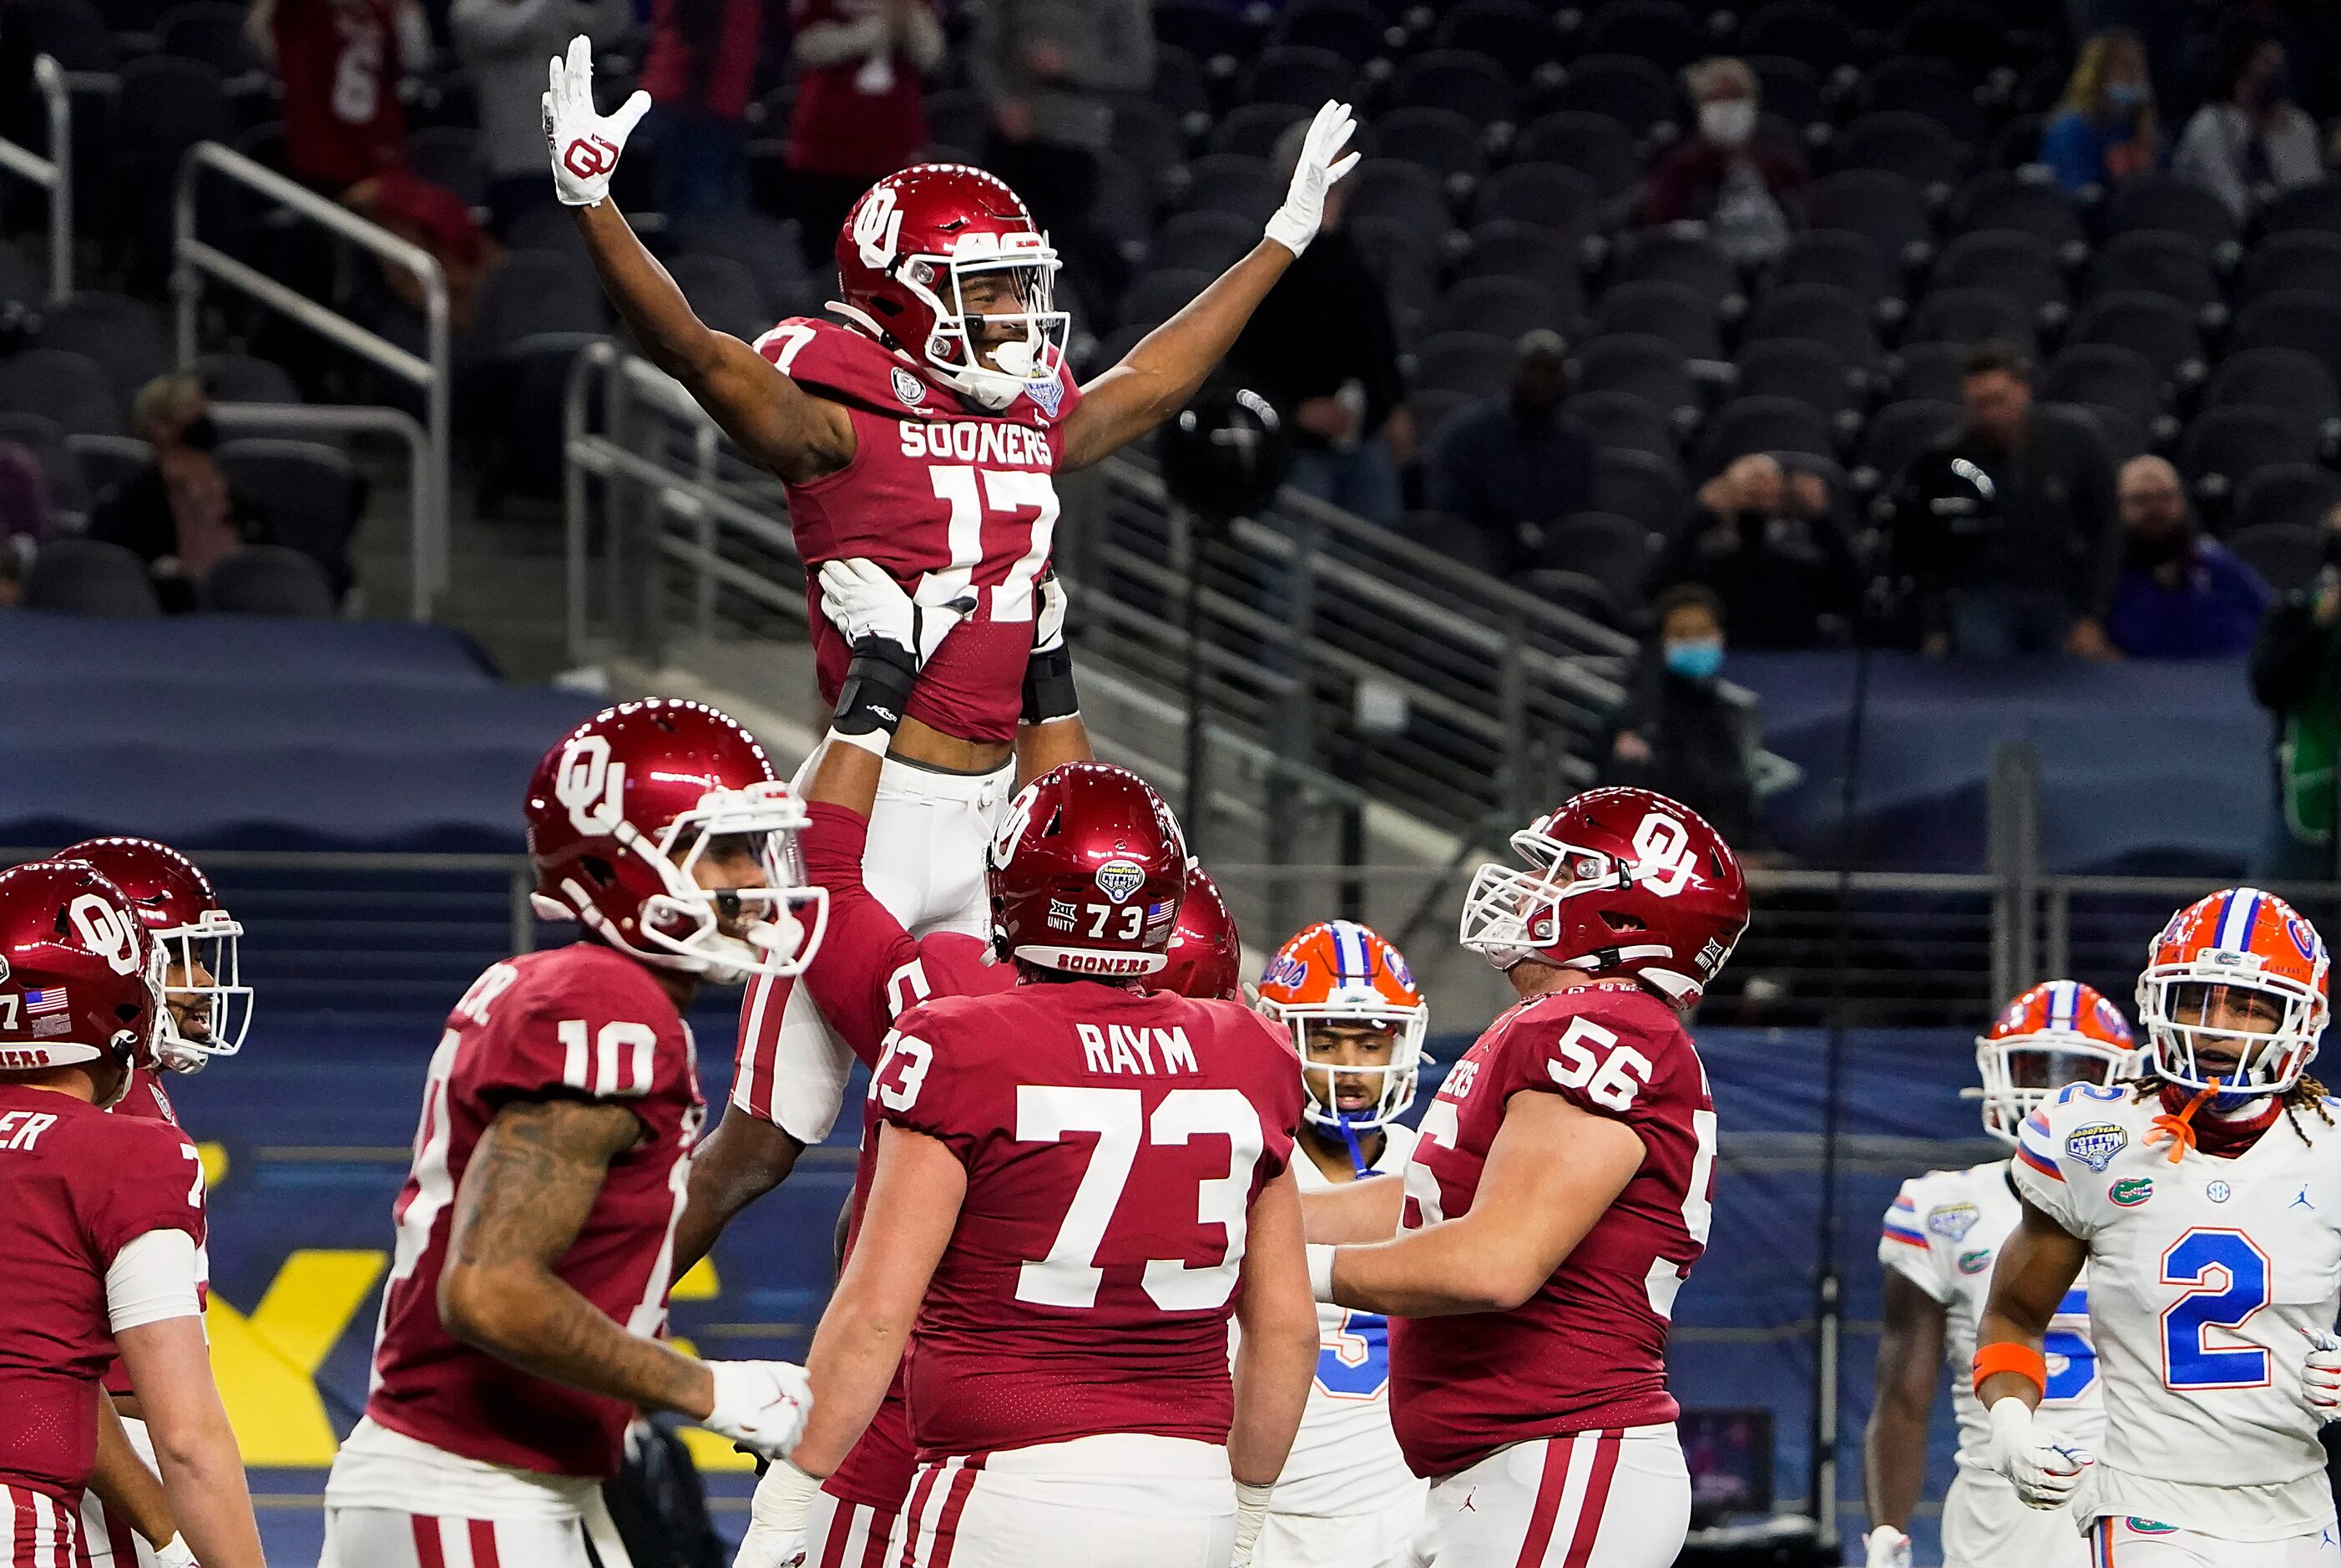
[1390, 980, 1715, 1477]
[756, 316, 1082, 744]
[362, 944, 703, 1479]
[868, 981, 1305, 1459]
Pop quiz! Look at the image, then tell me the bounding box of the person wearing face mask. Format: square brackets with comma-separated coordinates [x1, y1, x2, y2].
[2173, 23, 2322, 220]
[2104, 454, 2268, 659]
[1656, 452, 1859, 650]
[1641, 57, 1808, 266]
[1423, 329, 1595, 574]
[2041, 28, 2164, 197]
[88, 375, 270, 615]
[1602, 584, 1771, 852]
[2248, 501, 2341, 879]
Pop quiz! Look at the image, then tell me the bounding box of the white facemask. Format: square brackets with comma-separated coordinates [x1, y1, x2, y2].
[1701, 99, 1757, 146]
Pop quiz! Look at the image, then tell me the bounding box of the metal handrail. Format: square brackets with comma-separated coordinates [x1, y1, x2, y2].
[171, 141, 450, 615]
[212, 402, 436, 620]
[0, 56, 73, 300]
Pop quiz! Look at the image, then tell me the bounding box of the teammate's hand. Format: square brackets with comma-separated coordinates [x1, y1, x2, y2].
[2303, 1333, 2341, 1417]
[1263, 100, 1363, 258]
[543, 35, 650, 207]
[702, 1359, 813, 1461]
[819, 559, 973, 670]
[1231, 1480, 1274, 1568]
[152, 1537, 199, 1568]
[735, 1455, 822, 1568]
[1985, 1396, 2091, 1509]
[1861, 1525, 1912, 1568]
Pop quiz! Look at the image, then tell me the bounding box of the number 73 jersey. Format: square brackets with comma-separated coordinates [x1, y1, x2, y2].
[1387, 979, 1717, 1479]
[2013, 1084, 2341, 1540]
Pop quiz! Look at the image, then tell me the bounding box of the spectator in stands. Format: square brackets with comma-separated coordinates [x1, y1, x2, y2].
[2042, 27, 2164, 196]
[782, 0, 946, 269]
[1229, 120, 1411, 528]
[2248, 503, 2341, 878]
[1656, 453, 1858, 650]
[91, 377, 267, 615]
[1640, 58, 1808, 266]
[1901, 342, 2121, 660]
[2105, 454, 2268, 658]
[0, 440, 46, 609]
[2173, 23, 2322, 220]
[452, 0, 629, 238]
[641, 0, 766, 215]
[1602, 583, 1769, 852]
[348, 169, 500, 330]
[251, 0, 427, 194]
[970, 0, 1150, 298]
[1422, 330, 1591, 570]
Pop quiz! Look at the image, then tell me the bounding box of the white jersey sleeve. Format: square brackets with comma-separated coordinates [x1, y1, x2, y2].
[2010, 1084, 2123, 1240]
[1878, 1173, 1959, 1302]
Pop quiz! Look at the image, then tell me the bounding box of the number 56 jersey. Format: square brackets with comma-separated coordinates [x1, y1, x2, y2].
[1388, 979, 1716, 1479]
[2014, 1084, 2341, 1540]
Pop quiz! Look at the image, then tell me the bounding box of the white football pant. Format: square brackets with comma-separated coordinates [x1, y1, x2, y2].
[77, 1414, 159, 1568]
[1408, 1426, 1689, 1568]
[2087, 1516, 2341, 1568]
[890, 1434, 1233, 1568]
[1257, 1486, 1424, 1568]
[1941, 1467, 2087, 1568]
[805, 1490, 905, 1568]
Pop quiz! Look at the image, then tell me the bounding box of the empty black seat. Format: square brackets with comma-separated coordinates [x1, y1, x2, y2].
[0, 349, 119, 438]
[1544, 54, 1679, 142]
[197, 352, 302, 405]
[1393, 49, 1515, 129]
[1773, 229, 1900, 317]
[2106, 175, 2241, 258]
[215, 438, 363, 589]
[1592, 281, 1722, 362]
[1275, 0, 1388, 63]
[33, 292, 169, 419]
[1860, 58, 1984, 143]
[1808, 169, 1936, 269]
[1473, 163, 1601, 240]
[2206, 348, 2341, 448]
[1743, 0, 1861, 74]
[2180, 407, 2318, 506]
[2258, 182, 2341, 239]
[1590, 446, 1688, 533]
[1735, 337, 1862, 421]
[1836, 112, 1969, 197]
[1947, 170, 2086, 264]
[1614, 231, 1742, 316]
[1570, 333, 1700, 428]
[2067, 292, 2205, 392]
[2238, 233, 2341, 306]
[1375, 107, 1486, 194]
[1117, 269, 1211, 330]
[1858, 400, 1964, 486]
[1411, 331, 1514, 400]
[1242, 44, 1354, 109]
[1210, 102, 1311, 159]
[1428, 276, 1570, 340]
[0, 411, 82, 513]
[2231, 291, 2341, 393]
[1457, 221, 1585, 316]
[2227, 522, 2323, 594]
[1563, 392, 1678, 463]
[1893, 341, 1969, 403]
[473, 250, 608, 352]
[1345, 159, 1454, 236]
[1513, 111, 1643, 200]
[1748, 55, 1826, 132]
[1581, 0, 1706, 72]
[2058, 402, 2147, 464]
[1696, 395, 1839, 478]
[196, 544, 336, 617]
[23, 538, 159, 616]
[1906, 286, 2037, 353]
[668, 212, 810, 319]
[1437, 0, 1565, 85]
[1181, 154, 1282, 227]
[1929, 232, 2067, 330]
[1152, 210, 1258, 275]
[2232, 464, 2341, 536]
[1548, 510, 1661, 603]
[1155, 0, 1254, 64]
[2086, 230, 2221, 319]
[2040, 343, 2169, 443]
[1742, 282, 1880, 367]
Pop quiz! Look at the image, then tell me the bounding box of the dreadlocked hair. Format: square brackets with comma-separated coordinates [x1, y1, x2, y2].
[2126, 1071, 2336, 1146]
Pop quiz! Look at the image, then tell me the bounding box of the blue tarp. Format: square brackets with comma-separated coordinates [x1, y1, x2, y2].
[1, 612, 606, 851]
[1737, 650, 2273, 874]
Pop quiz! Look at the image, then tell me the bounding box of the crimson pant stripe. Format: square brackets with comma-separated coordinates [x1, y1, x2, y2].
[409, 1516, 447, 1568]
[922, 1454, 985, 1568]
[468, 1520, 500, 1568]
[859, 1506, 900, 1568]
[893, 1466, 943, 1568]
[1512, 1438, 1576, 1568]
[99, 1506, 132, 1568]
[1559, 1431, 1623, 1568]
[817, 1502, 858, 1568]
[0, 1487, 17, 1568]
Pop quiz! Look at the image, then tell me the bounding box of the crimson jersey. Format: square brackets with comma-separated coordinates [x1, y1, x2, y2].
[99, 1067, 187, 1399]
[274, 0, 407, 190]
[1388, 980, 1716, 1478]
[0, 1085, 205, 1503]
[363, 943, 704, 1479]
[753, 316, 1081, 743]
[870, 982, 1305, 1460]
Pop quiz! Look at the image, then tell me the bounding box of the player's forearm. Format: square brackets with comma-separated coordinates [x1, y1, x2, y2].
[1861, 1399, 1930, 1529]
[442, 1261, 716, 1416]
[792, 1300, 913, 1477]
[675, 1109, 804, 1271]
[574, 200, 721, 383]
[1014, 716, 1090, 785]
[1325, 1212, 1550, 1317]
[144, 1396, 265, 1568]
[90, 1396, 174, 1549]
[1298, 1173, 1403, 1244]
[1228, 1305, 1318, 1487]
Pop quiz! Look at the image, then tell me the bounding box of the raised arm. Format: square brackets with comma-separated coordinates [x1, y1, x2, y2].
[114, 1313, 265, 1568]
[1862, 1270, 1948, 1562]
[544, 38, 853, 484]
[1055, 102, 1360, 471]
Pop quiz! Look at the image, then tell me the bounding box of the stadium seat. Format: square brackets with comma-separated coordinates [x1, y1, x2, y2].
[1411, 389, 1478, 444]
[665, 255, 770, 341]
[2086, 231, 2222, 322]
[2227, 522, 2323, 593]
[1210, 102, 1311, 159]
[1543, 55, 1679, 143]
[2204, 348, 2341, 452]
[1808, 170, 1937, 270]
[1374, 108, 1486, 196]
[670, 212, 810, 320]
[23, 538, 159, 616]
[1428, 276, 1571, 340]
[1836, 112, 1970, 199]
[2057, 402, 2147, 463]
[0, 240, 40, 311]
[1580, 0, 1706, 73]
[2231, 464, 2341, 537]
[1589, 447, 1688, 534]
[1906, 286, 2037, 354]
[1893, 341, 1970, 404]
[1411, 331, 1515, 400]
[0, 349, 121, 438]
[31, 292, 169, 418]
[64, 431, 142, 505]
[1513, 112, 1643, 200]
[1570, 334, 1701, 432]
[1457, 222, 1585, 316]
[1563, 391, 1678, 463]
[1742, 0, 1862, 75]
[1438, 0, 1565, 86]
[472, 250, 609, 352]
[1153, 0, 1253, 67]
[1242, 45, 1355, 109]
[1152, 210, 1257, 276]
[1947, 171, 2086, 264]
[1747, 56, 1827, 134]
[1274, 0, 1388, 66]
[2040, 344, 2171, 446]
[2067, 292, 2205, 392]
[1345, 160, 1455, 239]
[1146, 47, 1214, 135]
[1892, 0, 2013, 86]
[1772, 230, 1901, 321]
[2231, 291, 2341, 393]
[1929, 232, 2067, 331]
[1743, 282, 1880, 367]
[1857, 400, 1963, 487]
[1117, 269, 1211, 331]
[1348, 217, 1442, 340]
[1393, 50, 1516, 129]
[1696, 395, 1838, 478]
[25, 0, 115, 72]
[1546, 510, 1660, 603]
[1396, 508, 1497, 574]
[215, 438, 363, 589]
[1734, 338, 1863, 425]
[197, 544, 337, 618]
[197, 352, 302, 406]
[1613, 232, 1743, 319]
[1592, 281, 1722, 363]
[2179, 407, 2320, 508]
[1473, 164, 1603, 245]
[1989, 113, 2046, 170]
[506, 203, 592, 260]
[0, 411, 86, 514]
[1859, 58, 1985, 144]
[1110, 98, 1187, 191]
[110, 55, 231, 180]
[2237, 233, 2341, 306]
[2258, 181, 2341, 238]
[2105, 174, 2241, 260]
[403, 127, 484, 207]
[1181, 154, 1282, 227]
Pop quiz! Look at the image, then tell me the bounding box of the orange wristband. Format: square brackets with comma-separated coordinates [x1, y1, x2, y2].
[1971, 1342, 2046, 1399]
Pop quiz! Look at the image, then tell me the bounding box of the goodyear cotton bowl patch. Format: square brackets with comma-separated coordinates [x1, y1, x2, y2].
[2067, 1122, 2128, 1172]
[1926, 1202, 1979, 1242]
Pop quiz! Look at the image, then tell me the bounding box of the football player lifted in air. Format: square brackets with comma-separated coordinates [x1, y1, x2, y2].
[0, 859, 264, 1568]
[1862, 980, 2138, 1568]
[52, 837, 253, 1568]
[1979, 889, 2341, 1567]
[1249, 921, 1432, 1568]
[782, 761, 1320, 1568]
[320, 701, 827, 1568]
[544, 33, 1359, 1189]
[1303, 787, 1747, 1568]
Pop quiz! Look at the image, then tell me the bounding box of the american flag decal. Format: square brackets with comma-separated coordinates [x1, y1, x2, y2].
[23, 987, 68, 1015]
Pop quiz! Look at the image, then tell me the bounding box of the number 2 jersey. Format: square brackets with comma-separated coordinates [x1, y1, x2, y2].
[2015, 1083, 2341, 1540]
[1878, 1161, 2101, 1476]
[1389, 979, 1715, 1479]
[754, 316, 1082, 744]
[870, 980, 1305, 1459]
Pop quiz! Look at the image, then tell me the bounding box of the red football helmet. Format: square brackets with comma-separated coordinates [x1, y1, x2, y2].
[989, 762, 1188, 979]
[1459, 787, 1748, 1008]
[833, 164, 1068, 412]
[525, 701, 827, 985]
[0, 859, 164, 1094]
[58, 837, 248, 1073]
[1155, 867, 1241, 999]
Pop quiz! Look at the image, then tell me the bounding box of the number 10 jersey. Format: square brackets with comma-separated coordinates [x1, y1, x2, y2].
[2015, 1084, 2341, 1541]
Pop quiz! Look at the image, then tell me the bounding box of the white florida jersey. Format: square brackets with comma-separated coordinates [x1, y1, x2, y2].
[1879, 1159, 2102, 1470]
[2015, 1083, 2341, 1541]
[1274, 1125, 1426, 1517]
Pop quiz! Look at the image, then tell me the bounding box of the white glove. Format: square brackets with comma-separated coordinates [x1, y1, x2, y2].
[1861, 1525, 1912, 1568]
[819, 559, 973, 669]
[1231, 1480, 1274, 1567]
[1986, 1396, 2091, 1509]
[1263, 100, 1363, 257]
[543, 35, 650, 207]
[734, 1456, 822, 1568]
[1033, 567, 1068, 658]
[702, 1359, 813, 1461]
[2304, 1334, 2341, 1416]
[152, 1537, 199, 1568]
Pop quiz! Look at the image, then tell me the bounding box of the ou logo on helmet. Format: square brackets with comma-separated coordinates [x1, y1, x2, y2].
[990, 784, 1039, 869]
[1629, 811, 1698, 898]
[556, 735, 627, 836]
[68, 893, 141, 977]
[854, 185, 903, 270]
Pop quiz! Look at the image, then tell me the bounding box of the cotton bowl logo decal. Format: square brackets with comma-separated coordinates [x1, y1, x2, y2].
[1095, 859, 1145, 904]
[2110, 1177, 2152, 1206]
[891, 367, 927, 407]
[2066, 1122, 2127, 1172]
[1926, 1202, 1978, 1242]
[1025, 377, 1063, 418]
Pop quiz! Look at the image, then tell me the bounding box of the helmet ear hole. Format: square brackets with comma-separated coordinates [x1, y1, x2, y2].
[580, 856, 617, 888]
